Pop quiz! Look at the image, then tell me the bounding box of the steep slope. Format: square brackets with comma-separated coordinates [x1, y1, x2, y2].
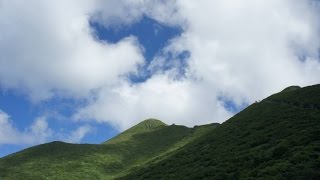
[122, 85, 320, 179]
[0, 119, 216, 179]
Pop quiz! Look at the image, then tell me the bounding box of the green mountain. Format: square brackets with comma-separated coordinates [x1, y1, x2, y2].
[0, 119, 216, 179]
[0, 84, 319, 179]
[122, 84, 320, 179]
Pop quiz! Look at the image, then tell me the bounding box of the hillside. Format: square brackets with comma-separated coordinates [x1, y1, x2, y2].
[122, 84, 320, 179]
[1, 84, 319, 179]
[0, 119, 216, 179]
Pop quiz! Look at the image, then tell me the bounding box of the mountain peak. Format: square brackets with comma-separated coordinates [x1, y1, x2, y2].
[135, 119, 167, 130]
[104, 119, 166, 144]
[281, 85, 301, 92]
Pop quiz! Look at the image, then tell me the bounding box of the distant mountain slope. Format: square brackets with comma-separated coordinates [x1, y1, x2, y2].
[122, 85, 320, 180]
[0, 119, 216, 179]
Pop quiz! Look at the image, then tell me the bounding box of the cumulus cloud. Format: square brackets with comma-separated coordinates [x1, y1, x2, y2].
[0, 110, 92, 145]
[76, 0, 320, 130]
[65, 125, 92, 143]
[91, 0, 182, 28]
[0, 111, 52, 145]
[0, 0, 144, 101]
[75, 73, 232, 130]
[168, 0, 320, 103]
[0, 0, 320, 132]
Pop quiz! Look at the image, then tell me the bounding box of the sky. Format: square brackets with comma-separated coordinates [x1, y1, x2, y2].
[0, 0, 320, 157]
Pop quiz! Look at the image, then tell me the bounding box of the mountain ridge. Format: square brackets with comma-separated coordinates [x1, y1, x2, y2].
[0, 118, 216, 179]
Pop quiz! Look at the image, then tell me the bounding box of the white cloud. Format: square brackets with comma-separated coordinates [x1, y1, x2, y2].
[0, 0, 144, 101]
[28, 117, 53, 143]
[92, 0, 144, 27]
[91, 0, 182, 28]
[0, 0, 320, 132]
[167, 0, 320, 104]
[0, 110, 91, 145]
[75, 0, 320, 130]
[75, 73, 232, 130]
[0, 111, 52, 145]
[65, 125, 92, 143]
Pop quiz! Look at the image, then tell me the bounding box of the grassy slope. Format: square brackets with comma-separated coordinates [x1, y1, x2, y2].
[122, 85, 320, 180]
[0, 119, 216, 179]
[104, 119, 166, 144]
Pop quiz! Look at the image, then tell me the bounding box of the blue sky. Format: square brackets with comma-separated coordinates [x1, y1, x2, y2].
[0, 1, 320, 158]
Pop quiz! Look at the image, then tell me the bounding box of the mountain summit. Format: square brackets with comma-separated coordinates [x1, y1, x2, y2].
[135, 119, 167, 129]
[104, 119, 166, 144]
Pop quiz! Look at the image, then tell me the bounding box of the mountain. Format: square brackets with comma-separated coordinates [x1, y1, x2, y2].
[122, 84, 320, 179]
[0, 84, 319, 179]
[0, 119, 216, 179]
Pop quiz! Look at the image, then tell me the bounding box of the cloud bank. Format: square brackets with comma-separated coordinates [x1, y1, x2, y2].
[0, 0, 144, 101]
[0, 111, 51, 145]
[0, 110, 91, 145]
[76, 0, 320, 129]
[0, 0, 320, 131]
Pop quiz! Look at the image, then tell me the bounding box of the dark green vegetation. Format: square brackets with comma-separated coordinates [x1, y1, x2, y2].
[122, 84, 320, 180]
[0, 119, 216, 179]
[1, 84, 319, 180]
